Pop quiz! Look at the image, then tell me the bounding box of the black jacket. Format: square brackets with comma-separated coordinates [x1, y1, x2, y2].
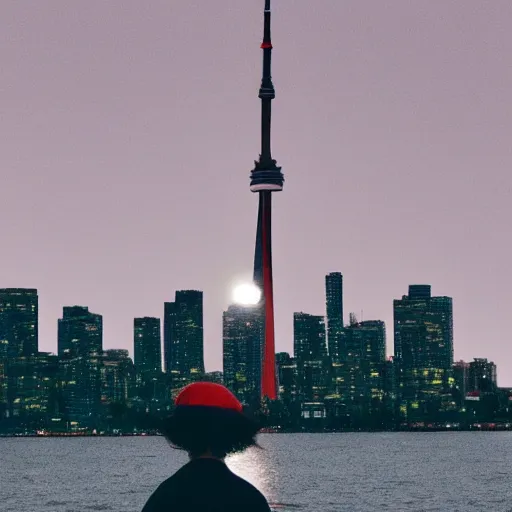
[142, 458, 272, 512]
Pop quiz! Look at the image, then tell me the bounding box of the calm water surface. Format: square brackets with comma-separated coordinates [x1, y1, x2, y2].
[2, 433, 512, 511]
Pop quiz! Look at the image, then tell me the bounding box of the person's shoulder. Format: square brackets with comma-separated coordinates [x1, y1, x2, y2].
[146, 466, 189, 499]
[153, 464, 190, 491]
[141, 465, 197, 511]
[141, 473, 183, 512]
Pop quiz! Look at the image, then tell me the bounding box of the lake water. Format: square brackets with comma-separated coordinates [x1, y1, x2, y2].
[2, 433, 512, 511]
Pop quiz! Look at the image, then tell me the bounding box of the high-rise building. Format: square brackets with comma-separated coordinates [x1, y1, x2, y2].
[100, 349, 134, 408]
[163, 301, 176, 374]
[293, 313, 328, 401]
[5, 352, 59, 421]
[57, 306, 103, 426]
[380, 357, 399, 428]
[223, 305, 263, 406]
[163, 291, 204, 384]
[134, 317, 162, 379]
[294, 313, 327, 364]
[58, 306, 103, 358]
[468, 358, 497, 393]
[453, 360, 470, 405]
[394, 285, 454, 420]
[276, 352, 297, 405]
[0, 288, 38, 357]
[326, 317, 391, 429]
[58, 355, 101, 427]
[325, 272, 344, 360]
[336, 318, 387, 423]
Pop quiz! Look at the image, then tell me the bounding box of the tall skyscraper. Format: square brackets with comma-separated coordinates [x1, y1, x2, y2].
[134, 317, 162, 379]
[394, 285, 454, 419]
[250, 0, 284, 401]
[293, 313, 328, 401]
[0, 288, 38, 357]
[336, 318, 387, 422]
[163, 290, 204, 383]
[58, 306, 103, 358]
[325, 272, 344, 360]
[223, 305, 263, 406]
[57, 306, 103, 426]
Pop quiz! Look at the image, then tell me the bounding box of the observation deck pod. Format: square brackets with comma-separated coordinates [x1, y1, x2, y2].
[250, 162, 284, 192]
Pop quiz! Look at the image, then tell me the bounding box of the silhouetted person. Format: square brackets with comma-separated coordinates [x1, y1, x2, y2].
[141, 382, 271, 512]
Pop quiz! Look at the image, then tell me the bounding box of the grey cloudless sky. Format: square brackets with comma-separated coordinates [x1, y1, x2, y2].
[1, 1, 511, 383]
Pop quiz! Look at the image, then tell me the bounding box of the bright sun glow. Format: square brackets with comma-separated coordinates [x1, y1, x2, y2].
[232, 283, 262, 306]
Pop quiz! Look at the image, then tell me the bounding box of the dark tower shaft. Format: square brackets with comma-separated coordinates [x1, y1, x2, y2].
[252, 0, 283, 402]
[254, 191, 276, 400]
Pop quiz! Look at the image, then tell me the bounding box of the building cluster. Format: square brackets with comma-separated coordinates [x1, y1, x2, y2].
[0, 289, 207, 434]
[0, 278, 510, 434]
[225, 275, 511, 430]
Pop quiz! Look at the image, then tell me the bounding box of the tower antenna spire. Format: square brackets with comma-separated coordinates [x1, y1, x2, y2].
[260, 0, 274, 163]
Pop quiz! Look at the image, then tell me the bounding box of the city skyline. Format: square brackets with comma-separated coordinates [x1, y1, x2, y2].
[1, 275, 507, 383]
[0, 279, 501, 383]
[2, 1, 512, 384]
[1, 281, 507, 433]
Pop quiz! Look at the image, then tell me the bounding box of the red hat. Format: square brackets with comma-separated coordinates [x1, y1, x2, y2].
[175, 382, 243, 413]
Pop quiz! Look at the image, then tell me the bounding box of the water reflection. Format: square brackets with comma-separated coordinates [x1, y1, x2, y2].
[227, 435, 298, 510]
[227, 444, 275, 499]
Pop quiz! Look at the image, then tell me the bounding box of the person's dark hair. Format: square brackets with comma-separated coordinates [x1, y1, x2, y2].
[161, 405, 261, 458]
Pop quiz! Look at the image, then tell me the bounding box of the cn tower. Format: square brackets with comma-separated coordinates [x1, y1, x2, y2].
[251, 0, 284, 401]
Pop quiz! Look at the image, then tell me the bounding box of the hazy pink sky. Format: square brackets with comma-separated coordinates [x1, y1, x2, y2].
[2, 1, 511, 383]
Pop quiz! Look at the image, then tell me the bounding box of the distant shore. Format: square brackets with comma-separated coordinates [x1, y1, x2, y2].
[1, 423, 511, 437]
[0, 432, 162, 438]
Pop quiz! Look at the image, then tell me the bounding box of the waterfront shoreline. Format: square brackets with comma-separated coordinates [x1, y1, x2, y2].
[2, 425, 512, 437]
